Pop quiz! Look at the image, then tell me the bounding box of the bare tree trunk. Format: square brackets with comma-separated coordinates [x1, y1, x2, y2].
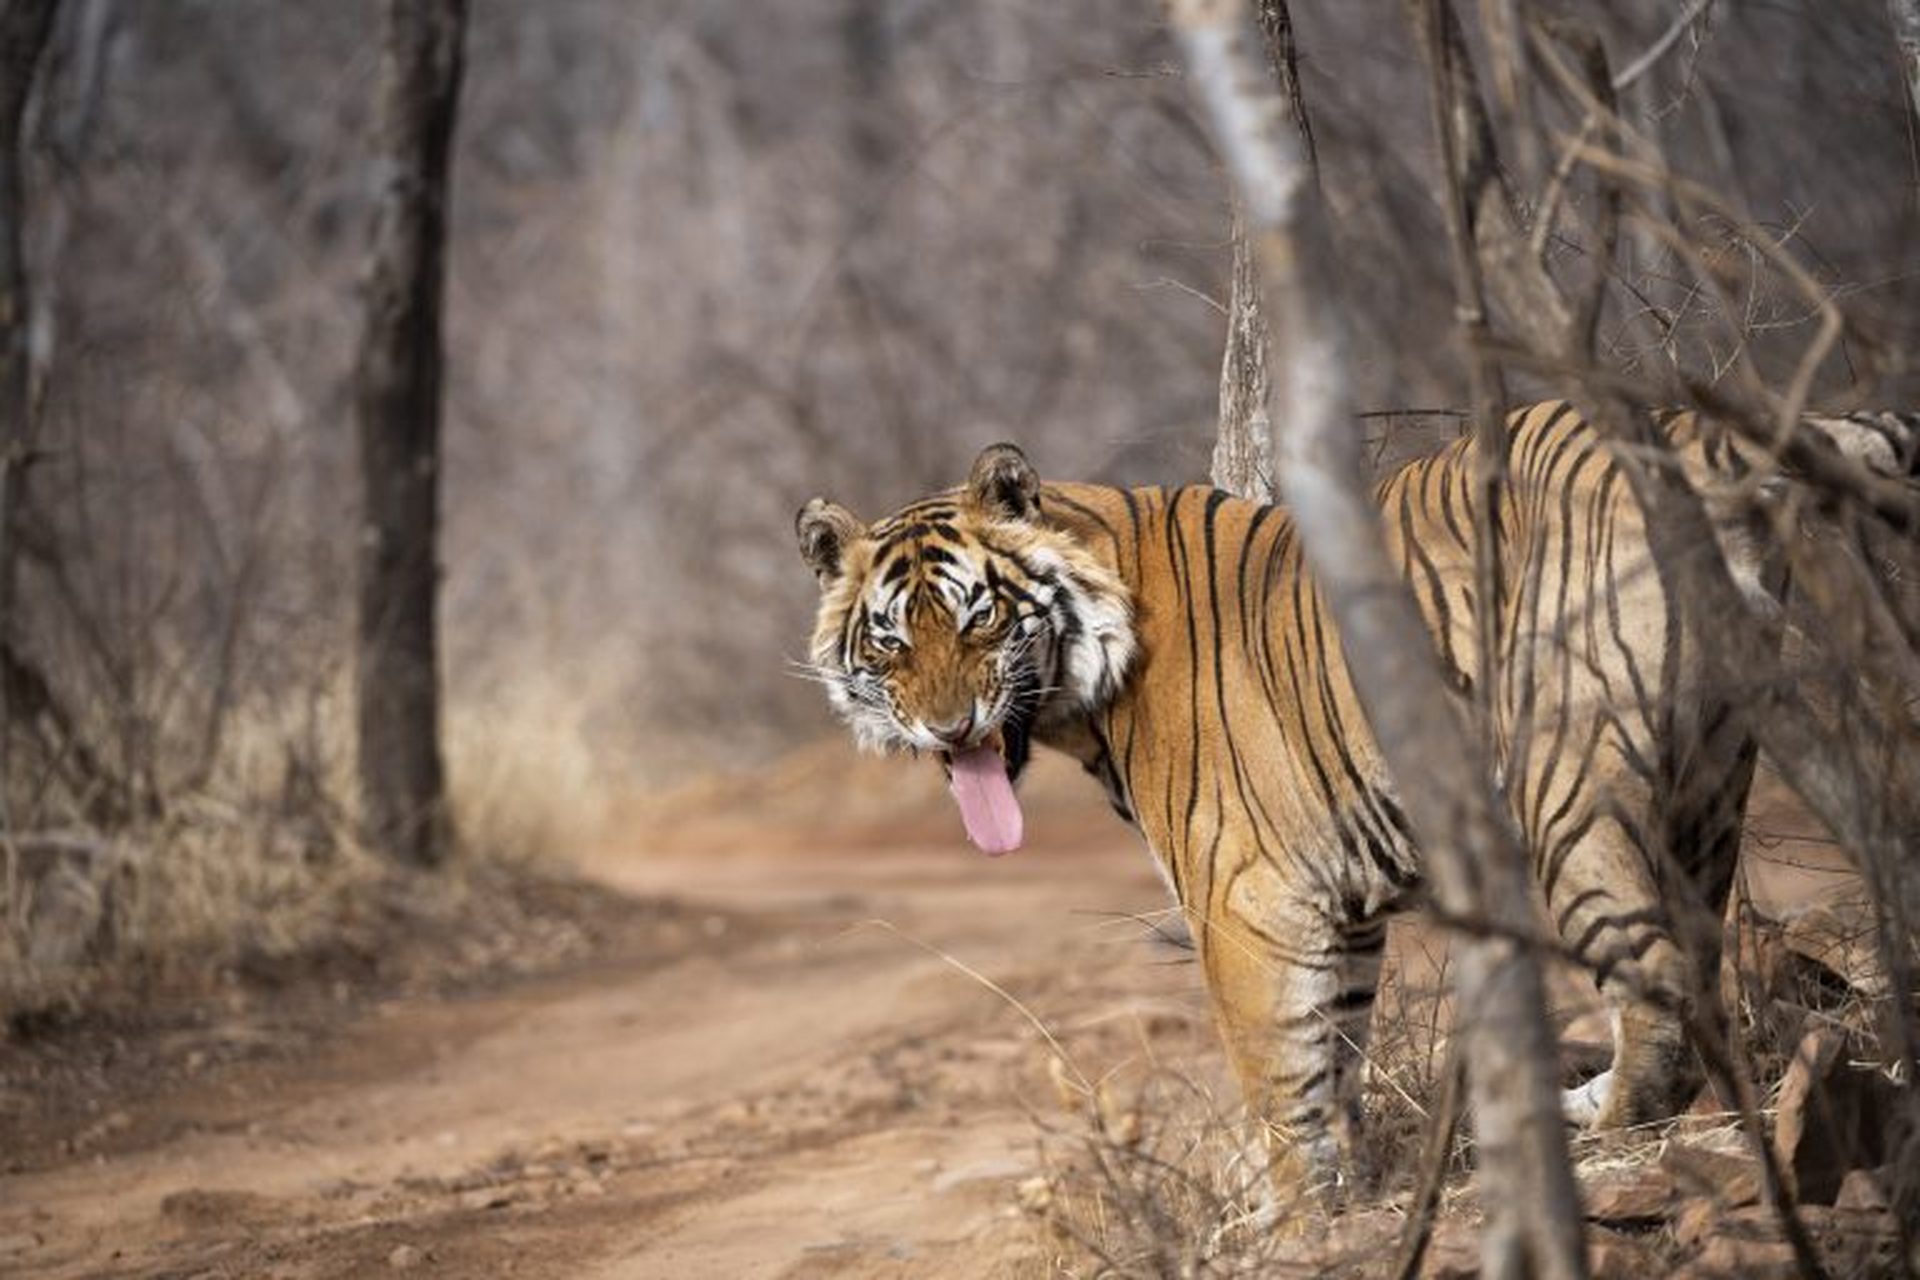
[0, 0, 58, 820]
[354, 0, 464, 869]
[1164, 3, 1587, 1277]
[1212, 214, 1274, 501]
[1890, 0, 1920, 125]
[1212, 0, 1312, 502]
[1412, 0, 1509, 731]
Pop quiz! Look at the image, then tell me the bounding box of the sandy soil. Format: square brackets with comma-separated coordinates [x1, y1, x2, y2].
[0, 750, 1860, 1279]
[0, 754, 1219, 1279]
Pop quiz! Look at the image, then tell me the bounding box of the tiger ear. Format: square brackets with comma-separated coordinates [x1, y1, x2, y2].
[796, 498, 865, 585]
[967, 443, 1040, 521]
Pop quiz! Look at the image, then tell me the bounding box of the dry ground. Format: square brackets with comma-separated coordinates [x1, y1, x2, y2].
[0, 752, 1224, 1278]
[0, 747, 1872, 1278]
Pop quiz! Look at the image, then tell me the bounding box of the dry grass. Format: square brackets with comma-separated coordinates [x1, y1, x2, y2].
[2, 667, 626, 1030]
[1, 811, 377, 1026]
[1016, 890, 1918, 1278]
[1022, 1070, 1302, 1277]
[444, 668, 619, 864]
[1011, 933, 1463, 1277]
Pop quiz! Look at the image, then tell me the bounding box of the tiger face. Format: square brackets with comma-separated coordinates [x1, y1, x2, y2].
[796, 444, 1136, 852]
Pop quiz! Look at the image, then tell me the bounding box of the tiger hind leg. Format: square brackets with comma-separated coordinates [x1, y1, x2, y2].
[1550, 737, 1756, 1129]
[1534, 793, 1702, 1130]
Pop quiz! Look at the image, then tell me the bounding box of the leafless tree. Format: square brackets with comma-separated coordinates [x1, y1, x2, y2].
[354, 0, 464, 868]
[1239, 3, 1919, 1274]
[1210, 0, 1315, 504]
[1166, 2, 1589, 1277]
[0, 0, 58, 822]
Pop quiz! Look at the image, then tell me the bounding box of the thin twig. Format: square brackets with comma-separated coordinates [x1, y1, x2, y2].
[1611, 0, 1715, 92]
[1390, 1037, 1466, 1280]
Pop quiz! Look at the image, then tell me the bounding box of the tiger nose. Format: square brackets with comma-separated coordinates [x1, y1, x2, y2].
[929, 713, 975, 746]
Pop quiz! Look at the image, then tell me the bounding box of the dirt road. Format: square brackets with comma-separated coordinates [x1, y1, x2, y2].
[0, 746, 1859, 1279]
[1, 756, 1214, 1279]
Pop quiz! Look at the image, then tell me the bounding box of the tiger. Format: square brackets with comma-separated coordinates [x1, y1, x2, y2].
[794, 399, 1917, 1190]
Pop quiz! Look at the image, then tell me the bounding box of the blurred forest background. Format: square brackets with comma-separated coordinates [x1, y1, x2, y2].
[4, 0, 1919, 993]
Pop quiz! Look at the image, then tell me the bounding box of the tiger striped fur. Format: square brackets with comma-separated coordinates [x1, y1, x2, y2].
[795, 400, 1917, 1187]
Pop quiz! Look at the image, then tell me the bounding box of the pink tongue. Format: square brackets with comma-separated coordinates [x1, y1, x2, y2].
[947, 746, 1024, 856]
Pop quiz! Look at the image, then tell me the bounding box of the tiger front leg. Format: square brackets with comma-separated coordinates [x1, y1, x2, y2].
[1196, 902, 1379, 1209]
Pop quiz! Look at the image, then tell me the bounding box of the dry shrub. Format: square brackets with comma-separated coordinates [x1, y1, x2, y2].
[1017, 884, 1918, 1276]
[444, 666, 618, 865]
[1018, 948, 1464, 1278]
[2, 659, 622, 1028]
[1, 812, 379, 1027]
[1021, 1065, 1309, 1278]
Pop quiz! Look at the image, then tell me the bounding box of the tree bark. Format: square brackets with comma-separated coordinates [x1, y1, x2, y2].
[0, 0, 58, 817]
[354, 0, 463, 868]
[1164, 3, 1588, 1277]
[1211, 0, 1311, 502]
[1211, 213, 1274, 501]
[1892, 0, 1920, 127]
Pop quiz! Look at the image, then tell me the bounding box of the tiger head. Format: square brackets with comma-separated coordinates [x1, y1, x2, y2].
[796, 444, 1136, 852]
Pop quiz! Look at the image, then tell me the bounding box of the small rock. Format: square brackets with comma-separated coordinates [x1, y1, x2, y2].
[1587, 1226, 1658, 1278]
[1673, 1198, 1815, 1254]
[1681, 1233, 1797, 1279]
[1713, 1204, 1786, 1240]
[1834, 1167, 1889, 1212]
[1773, 1028, 1896, 1204]
[458, 1187, 518, 1212]
[1802, 1202, 1905, 1274]
[0, 1231, 42, 1256]
[1582, 1166, 1677, 1226]
[388, 1243, 423, 1270]
[1672, 1197, 1720, 1249]
[1660, 1143, 1763, 1208]
[1779, 900, 1888, 998]
[1421, 1222, 1480, 1279]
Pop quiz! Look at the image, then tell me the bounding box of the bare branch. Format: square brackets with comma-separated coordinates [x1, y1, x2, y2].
[1410, 0, 1510, 742]
[1252, 0, 1317, 184]
[1166, 2, 1588, 1275]
[1476, 0, 1540, 193]
[1611, 0, 1714, 93]
[1420, 0, 1574, 347]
